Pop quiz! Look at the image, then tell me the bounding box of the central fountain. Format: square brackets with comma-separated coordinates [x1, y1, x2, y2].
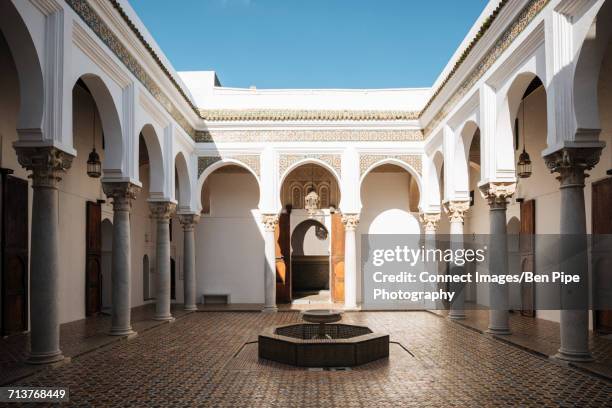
[258, 309, 389, 367]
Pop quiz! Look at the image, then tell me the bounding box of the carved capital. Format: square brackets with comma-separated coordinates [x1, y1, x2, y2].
[102, 182, 141, 212]
[261, 214, 279, 232]
[420, 212, 441, 233]
[544, 147, 603, 188]
[479, 182, 516, 210]
[178, 213, 200, 230]
[149, 201, 177, 221]
[444, 200, 470, 224]
[14, 146, 73, 188]
[341, 213, 360, 231]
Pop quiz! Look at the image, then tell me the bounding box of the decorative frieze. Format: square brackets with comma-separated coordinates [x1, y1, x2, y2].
[444, 200, 470, 224]
[102, 182, 141, 212]
[279, 154, 342, 178]
[359, 154, 422, 176]
[149, 201, 177, 220]
[479, 182, 516, 209]
[195, 129, 423, 143]
[544, 147, 603, 187]
[178, 213, 200, 231]
[197, 155, 261, 178]
[200, 109, 419, 122]
[261, 214, 279, 232]
[420, 212, 441, 233]
[15, 146, 74, 188]
[341, 214, 360, 231]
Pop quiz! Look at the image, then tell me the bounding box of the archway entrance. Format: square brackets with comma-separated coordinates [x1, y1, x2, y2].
[278, 163, 341, 304]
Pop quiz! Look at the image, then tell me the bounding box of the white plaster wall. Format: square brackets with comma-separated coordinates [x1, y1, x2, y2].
[357, 172, 421, 302]
[290, 210, 331, 256]
[195, 172, 264, 303]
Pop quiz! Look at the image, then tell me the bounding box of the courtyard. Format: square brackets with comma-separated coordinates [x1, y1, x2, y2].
[5, 310, 612, 407]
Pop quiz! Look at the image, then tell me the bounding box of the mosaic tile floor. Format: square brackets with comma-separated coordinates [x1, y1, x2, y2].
[9, 311, 612, 407]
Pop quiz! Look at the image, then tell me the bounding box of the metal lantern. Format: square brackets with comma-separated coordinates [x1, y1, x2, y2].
[517, 148, 532, 178]
[87, 148, 102, 178]
[87, 109, 102, 178]
[305, 188, 320, 218]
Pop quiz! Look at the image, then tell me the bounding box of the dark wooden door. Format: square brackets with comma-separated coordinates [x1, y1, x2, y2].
[171, 258, 176, 300]
[520, 199, 536, 317]
[86, 201, 102, 316]
[275, 211, 291, 303]
[331, 212, 345, 303]
[593, 177, 612, 334]
[1, 171, 29, 335]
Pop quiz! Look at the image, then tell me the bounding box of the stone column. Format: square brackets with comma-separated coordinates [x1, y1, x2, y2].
[444, 201, 470, 320]
[102, 182, 140, 336]
[545, 147, 601, 362]
[261, 214, 278, 312]
[480, 182, 516, 335]
[421, 213, 441, 309]
[15, 146, 73, 364]
[150, 201, 177, 321]
[342, 213, 360, 310]
[178, 213, 199, 311]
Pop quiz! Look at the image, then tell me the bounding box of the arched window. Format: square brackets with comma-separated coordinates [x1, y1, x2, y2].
[318, 183, 330, 209]
[291, 185, 302, 209]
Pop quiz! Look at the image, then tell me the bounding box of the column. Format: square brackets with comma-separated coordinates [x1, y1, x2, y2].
[342, 213, 359, 310]
[150, 201, 177, 321]
[480, 182, 516, 335]
[102, 182, 141, 336]
[545, 147, 601, 361]
[178, 213, 199, 311]
[15, 146, 73, 364]
[421, 213, 441, 309]
[261, 214, 278, 312]
[444, 201, 470, 319]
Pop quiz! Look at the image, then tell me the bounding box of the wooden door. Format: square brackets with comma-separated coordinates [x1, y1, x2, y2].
[593, 177, 612, 334]
[331, 212, 345, 303]
[1, 171, 29, 335]
[520, 199, 536, 317]
[275, 211, 291, 303]
[171, 258, 176, 300]
[85, 201, 102, 316]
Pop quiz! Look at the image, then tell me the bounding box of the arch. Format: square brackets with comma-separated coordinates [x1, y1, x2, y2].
[197, 158, 261, 211]
[0, 1, 44, 134]
[74, 74, 124, 176]
[174, 151, 192, 210]
[291, 219, 329, 256]
[138, 123, 165, 196]
[279, 158, 341, 188]
[507, 217, 521, 235]
[279, 160, 341, 213]
[359, 158, 423, 211]
[453, 120, 480, 198]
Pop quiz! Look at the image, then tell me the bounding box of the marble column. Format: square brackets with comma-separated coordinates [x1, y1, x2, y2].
[342, 213, 360, 310]
[261, 214, 278, 312]
[15, 146, 73, 364]
[421, 212, 441, 309]
[150, 201, 177, 321]
[444, 201, 470, 320]
[102, 182, 140, 336]
[480, 182, 516, 335]
[545, 147, 602, 362]
[178, 213, 199, 311]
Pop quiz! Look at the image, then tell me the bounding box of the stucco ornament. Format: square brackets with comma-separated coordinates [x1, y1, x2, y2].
[15, 146, 74, 188]
[479, 182, 516, 209]
[443, 201, 470, 224]
[544, 147, 603, 187]
[304, 189, 320, 218]
[261, 214, 279, 232]
[341, 214, 360, 231]
[149, 201, 177, 220]
[420, 212, 441, 233]
[102, 182, 141, 212]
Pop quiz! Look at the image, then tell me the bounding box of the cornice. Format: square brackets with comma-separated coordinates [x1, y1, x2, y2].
[194, 129, 424, 143]
[200, 109, 420, 122]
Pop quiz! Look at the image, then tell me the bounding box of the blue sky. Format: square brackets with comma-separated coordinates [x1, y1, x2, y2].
[130, 0, 489, 89]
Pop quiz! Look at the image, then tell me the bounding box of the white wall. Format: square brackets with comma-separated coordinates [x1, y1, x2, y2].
[195, 171, 264, 303]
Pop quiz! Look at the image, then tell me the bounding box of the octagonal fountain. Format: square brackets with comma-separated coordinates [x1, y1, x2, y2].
[258, 310, 389, 367]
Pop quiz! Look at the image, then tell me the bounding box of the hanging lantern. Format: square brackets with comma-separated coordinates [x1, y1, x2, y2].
[87, 108, 102, 178]
[517, 148, 532, 178]
[305, 188, 320, 218]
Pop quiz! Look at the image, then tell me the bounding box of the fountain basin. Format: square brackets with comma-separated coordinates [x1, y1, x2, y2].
[258, 323, 389, 367]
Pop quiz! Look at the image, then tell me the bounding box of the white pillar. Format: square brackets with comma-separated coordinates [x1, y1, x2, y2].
[150, 201, 177, 321]
[545, 147, 601, 362]
[444, 201, 469, 319]
[421, 212, 441, 309]
[16, 146, 73, 364]
[480, 182, 516, 335]
[262, 214, 278, 312]
[342, 213, 359, 310]
[102, 182, 140, 336]
[179, 213, 199, 311]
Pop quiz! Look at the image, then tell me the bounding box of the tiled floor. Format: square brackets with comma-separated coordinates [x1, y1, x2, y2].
[0, 304, 193, 385]
[7, 311, 612, 407]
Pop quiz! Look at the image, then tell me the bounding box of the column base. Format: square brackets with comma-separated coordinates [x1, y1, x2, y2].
[486, 327, 512, 335]
[153, 315, 175, 322]
[109, 327, 137, 337]
[26, 350, 65, 365]
[554, 349, 594, 362]
[184, 305, 198, 311]
[262, 305, 278, 313]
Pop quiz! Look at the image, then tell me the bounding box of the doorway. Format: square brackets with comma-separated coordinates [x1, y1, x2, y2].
[291, 218, 331, 304]
[593, 177, 612, 334]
